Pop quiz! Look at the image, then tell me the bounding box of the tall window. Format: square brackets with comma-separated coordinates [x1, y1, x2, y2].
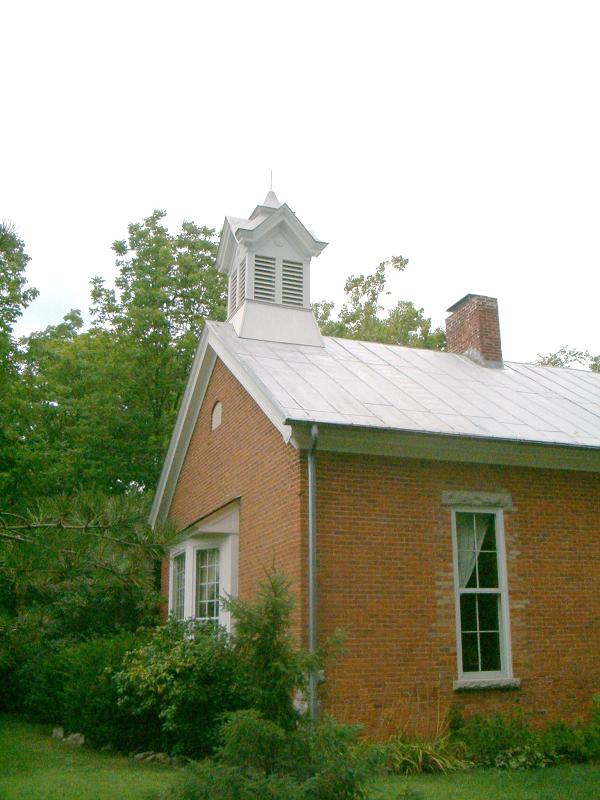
[452, 510, 511, 678]
[171, 552, 186, 621]
[195, 548, 220, 622]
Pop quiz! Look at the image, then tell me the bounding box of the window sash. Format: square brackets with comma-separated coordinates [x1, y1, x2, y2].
[451, 508, 512, 679]
[194, 547, 220, 623]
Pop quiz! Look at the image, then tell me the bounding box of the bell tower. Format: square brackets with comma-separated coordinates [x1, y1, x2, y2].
[215, 190, 328, 346]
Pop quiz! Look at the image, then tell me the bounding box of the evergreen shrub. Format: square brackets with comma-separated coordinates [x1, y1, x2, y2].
[18, 632, 152, 750]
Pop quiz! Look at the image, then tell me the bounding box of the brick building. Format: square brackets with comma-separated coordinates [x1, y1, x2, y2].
[150, 191, 600, 733]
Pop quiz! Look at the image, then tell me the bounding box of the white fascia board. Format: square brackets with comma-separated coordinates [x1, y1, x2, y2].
[149, 326, 216, 528]
[215, 221, 238, 273]
[208, 329, 292, 442]
[289, 422, 600, 472]
[149, 325, 292, 528]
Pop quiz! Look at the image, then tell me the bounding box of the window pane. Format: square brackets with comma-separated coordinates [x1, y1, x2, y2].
[477, 593, 500, 632]
[460, 594, 477, 632]
[456, 512, 475, 552]
[480, 632, 501, 671]
[477, 552, 499, 588]
[461, 633, 479, 672]
[477, 514, 496, 551]
[195, 548, 220, 622]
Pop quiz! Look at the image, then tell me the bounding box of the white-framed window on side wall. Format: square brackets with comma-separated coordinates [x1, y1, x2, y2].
[451, 507, 514, 687]
[168, 501, 239, 631]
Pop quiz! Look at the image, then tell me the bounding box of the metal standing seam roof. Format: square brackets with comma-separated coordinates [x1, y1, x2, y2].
[208, 322, 600, 449]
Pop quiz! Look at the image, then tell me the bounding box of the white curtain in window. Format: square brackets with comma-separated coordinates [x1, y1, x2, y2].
[457, 514, 490, 587]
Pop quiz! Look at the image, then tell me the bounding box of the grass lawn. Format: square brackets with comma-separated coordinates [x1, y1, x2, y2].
[0, 714, 177, 800]
[1, 714, 599, 800]
[374, 764, 600, 799]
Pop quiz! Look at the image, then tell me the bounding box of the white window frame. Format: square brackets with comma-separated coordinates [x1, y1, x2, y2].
[170, 551, 186, 621]
[193, 545, 221, 623]
[168, 503, 239, 631]
[451, 506, 513, 684]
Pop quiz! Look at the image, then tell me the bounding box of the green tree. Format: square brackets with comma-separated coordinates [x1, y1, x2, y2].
[0, 223, 38, 503]
[20, 211, 226, 497]
[224, 574, 321, 730]
[0, 492, 166, 710]
[536, 346, 600, 372]
[88, 211, 227, 491]
[313, 256, 445, 350]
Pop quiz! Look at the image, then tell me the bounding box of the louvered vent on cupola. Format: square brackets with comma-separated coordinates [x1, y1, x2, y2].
[254, 255, 276, 302]
[228, 271, 237, 315]
[282, 260, 304, 306]
[238, 258, 246, 305]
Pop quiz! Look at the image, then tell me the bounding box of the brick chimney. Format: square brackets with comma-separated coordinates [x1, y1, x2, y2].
[445, 294, 503, 367]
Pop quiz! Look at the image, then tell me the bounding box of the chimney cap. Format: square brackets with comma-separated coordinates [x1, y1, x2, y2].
[446, 293, 497, 314]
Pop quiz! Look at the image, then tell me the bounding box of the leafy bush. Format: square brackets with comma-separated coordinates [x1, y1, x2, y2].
[541, 695, 600, 764]
[382, 733, 470, 774]
[18, 632, 152, 750]
[60, 633, 157, 750]
[220, 710, 371, 793]
[115, 619, 245, 756]
[587, 693, 600, 759]
[217, 710, 289, 773]
[541, 720, 590, 763]
[163, 574, 369, 799]
[287, 716, 372, 798]
[166, 710, 372, 800]
[450, 699, 600, 770]
[450, 708, 550, 769]
[174, 762, 307, 800]
[18, 643, 71, 723]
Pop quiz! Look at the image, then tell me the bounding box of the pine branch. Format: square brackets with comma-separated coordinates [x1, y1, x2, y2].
[0, 512, 162, 551]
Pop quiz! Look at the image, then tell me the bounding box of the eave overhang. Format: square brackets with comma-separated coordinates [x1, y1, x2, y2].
[288, 420, 600, 473]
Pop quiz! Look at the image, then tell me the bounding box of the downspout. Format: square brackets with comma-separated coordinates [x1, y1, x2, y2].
[307, 423, 319, 722]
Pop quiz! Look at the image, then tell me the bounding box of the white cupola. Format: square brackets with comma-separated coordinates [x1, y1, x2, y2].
[215, 190, 328, 346]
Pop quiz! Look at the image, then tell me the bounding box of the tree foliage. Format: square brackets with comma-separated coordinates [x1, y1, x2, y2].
[0, 491, 167, 712]
[0, 492, 165, 630]
[0, 222, 38, 353]
[0, 223, 38, 502]
[313, 256, 445, 350]
[536, 345, 600, 372]
[18, 211, 226, 500]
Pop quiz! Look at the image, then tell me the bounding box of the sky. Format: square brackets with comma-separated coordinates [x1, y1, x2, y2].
[3, 0, 600, 364]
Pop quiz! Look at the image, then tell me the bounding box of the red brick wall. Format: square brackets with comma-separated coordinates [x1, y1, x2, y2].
[446, 295, 503, 363]
[315, 451, 600, 735]
[166, 358, 306, 634]
[163, 358, 600, 734]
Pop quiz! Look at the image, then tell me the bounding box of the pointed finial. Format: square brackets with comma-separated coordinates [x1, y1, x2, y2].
[262, 188, 281, 208]
[270, 169, 273, 192]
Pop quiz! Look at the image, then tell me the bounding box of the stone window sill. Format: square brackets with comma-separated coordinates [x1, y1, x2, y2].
[453, 677, 521, 692]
